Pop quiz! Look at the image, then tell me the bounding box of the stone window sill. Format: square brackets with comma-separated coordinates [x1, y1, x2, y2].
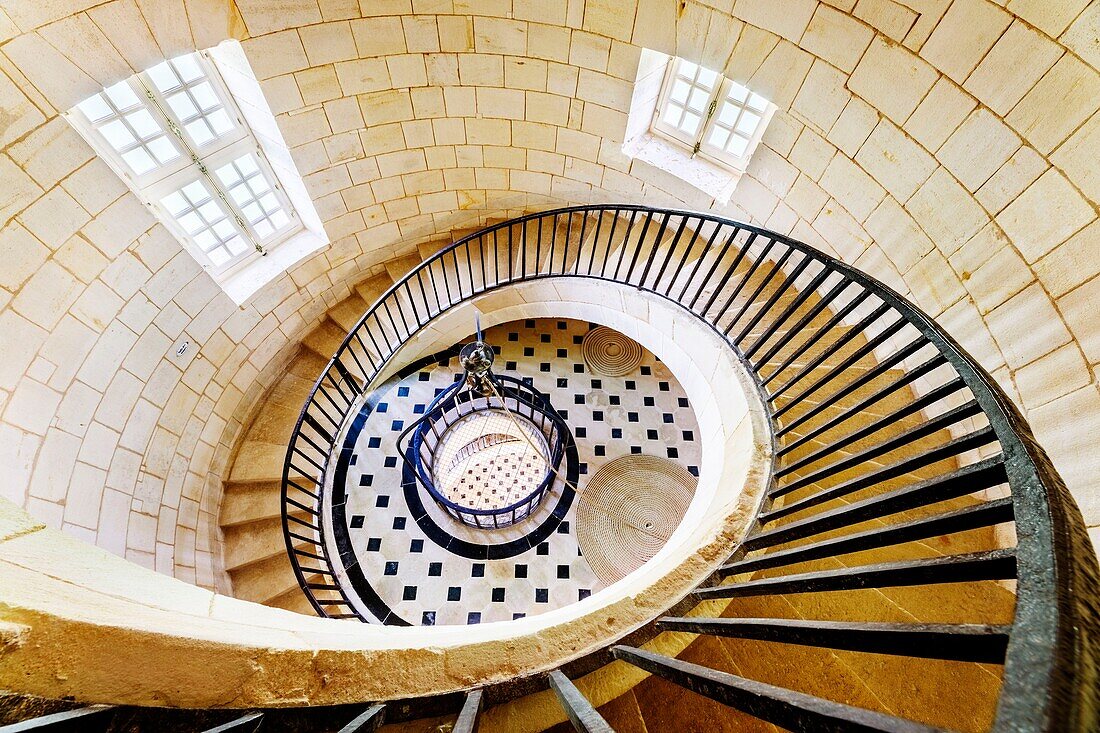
[623, 133, 742, 204]
[223, 229, 327, 305]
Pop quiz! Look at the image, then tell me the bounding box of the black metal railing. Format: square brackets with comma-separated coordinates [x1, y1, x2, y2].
[280, 205, 1098, 731]
[397, 374, 568, 528]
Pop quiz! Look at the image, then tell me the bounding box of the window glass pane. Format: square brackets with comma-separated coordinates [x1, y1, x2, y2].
[735, 111, 760, 135]
[192, 81, 219, 110]
[214, 152, 292, 241]
[718, 102, 739, 126]
[161, 178, 251, 269]
[173, 53, 205, 83]
[237, 154, 259, 175]
[186, 119, 215, 146]
[152, 54, 239, 149]
[707, 126, 730, 149]
[147, 61, 181, 93]
[67, 51, 302, 274]
[208, 109, 234, 136]
[104, 81, 140, 111]
[727, 82, 748, 104]
[182, 180, 209, 204]
[227, 236, 249, 255]
[121, 147, 156, 175]
[167, 92, 198, 120]
[687, 87, 709, 112]
[126, 109, 161, 139]
[747, 92, 769, 112]
[670, 80, 690, 104]
[255, 219, 274, 238]
[77, 93, 113, 122]
[147, 135, 180, 164]
[248, 175, 271, 195]
[727, 135, 749, 157]
[696, 67, 718, 89]
[682, 111, 701, 135]
[100, 119, 136, 150]
[678, 60, 698, 78]
[161, 191, 188, 216]
[208, 246, 231, 267]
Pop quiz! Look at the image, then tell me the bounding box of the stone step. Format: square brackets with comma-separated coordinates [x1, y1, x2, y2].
[267, 583, 323, 616]
[417, 238, 452, 260]
[229, 439, 288, 483]
[354, 272, 395, 305]
[223, 513, 311, 571]
[228, 550, 302, 605]
[220, 479, 282, 528]
[383, 253, 422, 282]
[328, 294, 370, 333]
[301, 318, 347, 361]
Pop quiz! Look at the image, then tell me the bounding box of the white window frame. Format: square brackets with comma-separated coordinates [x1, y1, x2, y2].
[66, 50, 302, 277]
[652, 57, 776, 173]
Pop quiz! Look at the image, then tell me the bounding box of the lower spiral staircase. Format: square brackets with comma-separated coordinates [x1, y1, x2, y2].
[2, 206, 1097, 733]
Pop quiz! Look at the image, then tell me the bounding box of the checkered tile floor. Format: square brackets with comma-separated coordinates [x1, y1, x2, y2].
[335, 318, 701, 625]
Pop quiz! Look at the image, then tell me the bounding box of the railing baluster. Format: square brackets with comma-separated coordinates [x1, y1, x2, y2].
[712, 235, 773, 325]
[779, 378, 969, 474]
[548, 671, 614, 733]
[773, 401, 985, 486]
[694, 549, 1017, 599]
[660, 216, 702, 296]
[657, 618, 1011, 664]
[752, 276, 852, 369]
[201, 712, 264, 733]
[742, 264, 832, 360]
[677, 221, 724, 303]
[733, 253, 810, 345]
[623, 209, 658, 283]
[722, 245, 795, 336]
[453, 690, 484, 733]
[747, 456, 1007, 551]
[726, 498, 1015, 575]
[0, 706, 116, 732]
[611, 646, 943, 732]
[336, 704, 386, 733]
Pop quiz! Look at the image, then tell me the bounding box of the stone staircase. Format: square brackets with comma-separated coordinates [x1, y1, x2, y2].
[217, 221, 506, 611]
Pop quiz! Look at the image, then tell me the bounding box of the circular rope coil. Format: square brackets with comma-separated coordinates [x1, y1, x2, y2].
[577, 455, 696, 585]
[582, 326, 643, 377]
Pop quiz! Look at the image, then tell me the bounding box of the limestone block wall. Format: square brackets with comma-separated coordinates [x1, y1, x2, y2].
[0, 0, 1097, 597]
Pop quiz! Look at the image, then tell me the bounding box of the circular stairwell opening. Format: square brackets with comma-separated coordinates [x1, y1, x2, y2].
[434, 410, 550, 508]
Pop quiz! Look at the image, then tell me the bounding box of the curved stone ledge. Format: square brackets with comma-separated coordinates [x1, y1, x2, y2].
[0, 280, 771, 709]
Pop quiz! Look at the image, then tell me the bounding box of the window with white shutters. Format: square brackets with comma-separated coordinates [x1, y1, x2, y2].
[652, 57, 776, 172]
[68, 51, 301, 276]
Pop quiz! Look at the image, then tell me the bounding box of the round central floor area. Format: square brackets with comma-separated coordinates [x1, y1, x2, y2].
[329, 318, 702, 626]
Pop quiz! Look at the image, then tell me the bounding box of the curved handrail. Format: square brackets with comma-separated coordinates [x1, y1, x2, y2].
[281, 204, 1099, 729]
[397, 374, 568, 527]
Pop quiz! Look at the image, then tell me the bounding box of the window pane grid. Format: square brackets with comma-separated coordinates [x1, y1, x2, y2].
[701, 81, 768, 161]
[68, 50, 305, 274]
[75, 80, 182, 177]
[160, 178, 251, 269]
[146, 53, 240, 150]
[651, 56, 774, 172]
[215, 152, 294, 242]
[658, 59, 720, 140]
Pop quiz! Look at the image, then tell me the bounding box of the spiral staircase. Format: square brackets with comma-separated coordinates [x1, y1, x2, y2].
[3, 206, 1097, 732]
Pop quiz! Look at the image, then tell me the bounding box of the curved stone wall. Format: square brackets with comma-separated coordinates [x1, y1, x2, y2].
[0, 0, 1096, 599]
